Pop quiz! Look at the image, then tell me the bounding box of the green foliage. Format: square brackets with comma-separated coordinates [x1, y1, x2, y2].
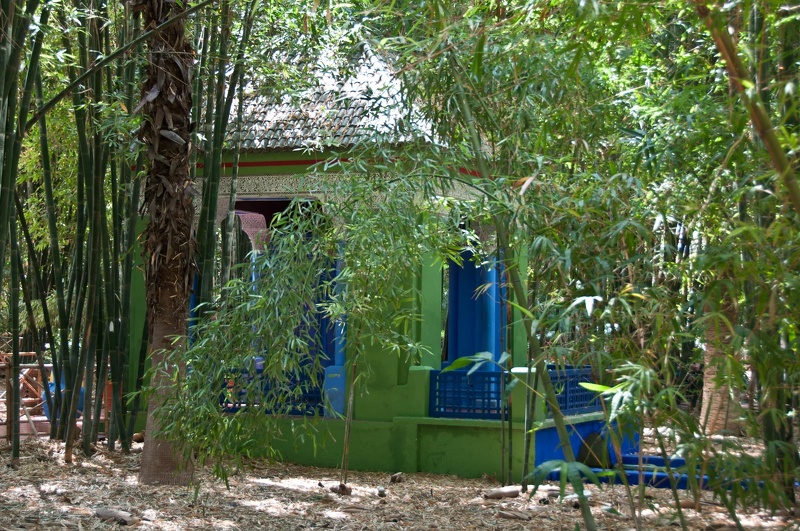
[364, 0, 800, 519]
[166, 0, 800, 515]
[155, 175, 465, 474]
[442, 351, 503, 374]
[527, 459, 606, 494]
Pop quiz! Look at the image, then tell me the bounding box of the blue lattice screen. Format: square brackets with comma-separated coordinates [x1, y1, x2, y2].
[429, 370, 506, 419]
[547, 366, 601, 415]
[221, 358, 325, 415]
[429, 366, 601, 420]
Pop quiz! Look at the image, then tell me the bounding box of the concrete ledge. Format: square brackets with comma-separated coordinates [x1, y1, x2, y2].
[392, 410, 605, 429]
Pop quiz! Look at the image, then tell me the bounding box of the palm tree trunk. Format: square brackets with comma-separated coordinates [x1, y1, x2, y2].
[131, 0, 195, 486]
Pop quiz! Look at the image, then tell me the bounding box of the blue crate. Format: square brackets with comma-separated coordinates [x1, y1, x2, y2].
[535, 418, 609, 463]
[220, 360, 324, 415]
[429, 369, 506, 420]
[547, 366, 602, 415]
[429, 365, 602, 420]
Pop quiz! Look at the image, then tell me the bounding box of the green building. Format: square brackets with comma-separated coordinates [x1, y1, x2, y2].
[188, 49, 618, 481]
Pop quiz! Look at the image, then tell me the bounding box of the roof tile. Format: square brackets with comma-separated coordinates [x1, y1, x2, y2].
[229, 50, 430, 152]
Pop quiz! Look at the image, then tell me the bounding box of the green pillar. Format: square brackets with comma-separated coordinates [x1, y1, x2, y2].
[417, 253, 442, 369]
[510, 248, 528, 368]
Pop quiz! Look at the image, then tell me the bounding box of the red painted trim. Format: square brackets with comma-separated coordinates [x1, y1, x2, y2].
[458, 167, 481, 177]
[195, 158, 349, 169]
[137, 158, 483, 178]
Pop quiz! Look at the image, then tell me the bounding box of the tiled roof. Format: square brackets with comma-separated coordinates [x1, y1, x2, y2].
[232, 49, 430, 152]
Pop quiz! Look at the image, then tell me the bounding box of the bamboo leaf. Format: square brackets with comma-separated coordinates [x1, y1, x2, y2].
[471, 33, 486, 81]
[579, 382, 609, 393]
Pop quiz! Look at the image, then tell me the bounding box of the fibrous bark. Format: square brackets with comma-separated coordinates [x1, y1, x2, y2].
[131, 0, 195, 486]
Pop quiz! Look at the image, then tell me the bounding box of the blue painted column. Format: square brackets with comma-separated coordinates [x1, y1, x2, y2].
[480, 262, 499, 360]
[447, 251, 503, 369]
[324, 257, 346, 417]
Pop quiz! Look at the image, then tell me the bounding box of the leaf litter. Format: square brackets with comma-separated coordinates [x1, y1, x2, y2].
[0, 437, 797, 530]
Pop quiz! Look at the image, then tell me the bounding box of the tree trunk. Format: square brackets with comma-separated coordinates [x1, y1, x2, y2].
[131, 0, 195, 485]
[139, 291, 193, 485]
[700, 332, 734, 435]
[700, 300, 741, 435]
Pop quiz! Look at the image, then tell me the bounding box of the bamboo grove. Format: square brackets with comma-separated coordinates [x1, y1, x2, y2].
[0, 0, 259, 469]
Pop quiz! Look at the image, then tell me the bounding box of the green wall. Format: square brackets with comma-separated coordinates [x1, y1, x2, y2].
[416, 254, 443, 369]
[265, 412, 607, 481]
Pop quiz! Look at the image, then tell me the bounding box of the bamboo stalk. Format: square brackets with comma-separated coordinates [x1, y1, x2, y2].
[196, 0, 261, 308]
[115, 161, 142, 452]
[340, 360, 357, 486]
[195, 0, 231, 307]
[86, 232, 103, 451]
[67, 159, 102, 461]
[96, 0, 122, 451]
[113, 10, 143, 453]
[449, 51, 597, 530]
[14, 223, 40, 345]
[125, 324, 148, 441]
[34, 72, 67, 438]
[0, 0, 41, 309]
[59, 261, 85, 441]
[5, 2, 49, 234]
[12, 239, 48, 432]
[221, 74, 246, 286]
[10, 190, 21, 463]
[503, 278, 513, 486]
[188, 20, 209, 186]
[80, 21, 107, 452]
[15, 192, 55, 418]
[102, 194, 128, 448]
[56, 0, 95, 443]
[88, 6, 118, 450]
[1, 7, 50, 433]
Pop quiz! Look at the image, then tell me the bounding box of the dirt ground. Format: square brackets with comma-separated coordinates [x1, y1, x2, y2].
[0, 437, 798, 530]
